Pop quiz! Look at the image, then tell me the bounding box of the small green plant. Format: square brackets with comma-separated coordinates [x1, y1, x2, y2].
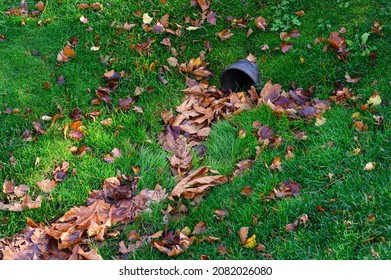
[270, 0, 302, 31]
[317, 19, 332, 31]
[347, 32, 377, 56]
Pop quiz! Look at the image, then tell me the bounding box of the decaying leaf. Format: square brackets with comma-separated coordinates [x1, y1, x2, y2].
[285, 214, 309, 231]
[270, 180, 301, 199]
[150, 230, 192, 257]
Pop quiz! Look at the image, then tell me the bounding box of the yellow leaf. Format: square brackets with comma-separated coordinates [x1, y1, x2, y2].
[299, 56, 305, 63]
[186, 26, 200, 31]
[351, 112, 360, 119]
[315, 115, 326, 126]
[367, 92, 381, 106]
[181, 226, 191, 236]
[142, 13, 153, 24]
[244, 234, 257, 248]
[363, 162, 375, 171]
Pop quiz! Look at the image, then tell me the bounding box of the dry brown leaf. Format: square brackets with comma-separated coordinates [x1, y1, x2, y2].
[37, 179, 56, 193]
[345, 72, 361, 83]
[270, 180, 301, 199]
[240, 185, 253, 197]
[269, 157, 283, 172]
[255, 16, 267, 31]
[216, 29, 234, 41]
[169, 166, 227, 200]
[238, 227, 249, 245]
[192, 221, 207, 235]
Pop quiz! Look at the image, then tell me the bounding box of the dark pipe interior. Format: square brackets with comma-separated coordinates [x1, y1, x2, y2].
[221, 69, 255, 93]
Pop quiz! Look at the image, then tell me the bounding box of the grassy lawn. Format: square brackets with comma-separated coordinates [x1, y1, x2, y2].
[0, 0, 390, 260]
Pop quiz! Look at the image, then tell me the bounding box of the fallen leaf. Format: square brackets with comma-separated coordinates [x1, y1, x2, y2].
[244, 234, 257, 248]
[142, 13, 153, 24]
[367, 91, 381, 106]
[240, 186, 253, 197]
[192, 221, 207, 235]
[238, 227, 249, 245]
[345, 72, 361, 83]
[315, 115, 327, 126]
[35, 1, 45, 11]
[285, 214, 309, 231]
[216, 29, 234, 41]
[295, 10, 305, 16]
[80, 15, 88, 24]
[281, 42, 293, 53]
[363, 162, 375, 171]
[255, 16, 267, 31]
[207, 11, 216, 25]
[36, 179, 56, 193]
[271, 180, 301, 199]
[196, 0, 210, 12]
[269, 157, 283, 172]
[169, 167, 227, 200]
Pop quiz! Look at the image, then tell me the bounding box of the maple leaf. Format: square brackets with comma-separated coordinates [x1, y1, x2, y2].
[47, 200, 112, 248]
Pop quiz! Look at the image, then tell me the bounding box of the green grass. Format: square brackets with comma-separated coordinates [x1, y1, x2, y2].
[0, 0, 390, 260]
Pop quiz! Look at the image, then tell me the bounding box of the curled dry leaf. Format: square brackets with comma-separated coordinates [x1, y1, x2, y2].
[80, 15, 88, 24]
[169, 166, 228, 200]
[238, 227, 249, 245]
[150, 230, 192, 257]
[269, 157, 283, 172]
[216, 29, 234, 41]
[285, 214, 309, 231]
[345, 72, 361, 83]
[255, 16, 267, 31]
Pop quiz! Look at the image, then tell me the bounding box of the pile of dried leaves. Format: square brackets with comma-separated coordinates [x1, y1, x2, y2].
[0, 174, 166, 259]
